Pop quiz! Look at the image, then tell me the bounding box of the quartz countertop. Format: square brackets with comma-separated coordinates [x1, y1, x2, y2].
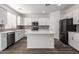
[68, 31, 79, 34]
[0, 28, 54, 34]
[0, 29, 25, 33]
[26, 29, 55, 34]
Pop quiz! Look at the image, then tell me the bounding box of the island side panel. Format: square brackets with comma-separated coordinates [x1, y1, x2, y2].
[27, 34, 54, 48]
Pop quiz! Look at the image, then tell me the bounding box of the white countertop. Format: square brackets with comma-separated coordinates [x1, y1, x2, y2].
[68, 31, 79, 33]
[68, 31, 79, 34]
[0, 29, 25, 33]
[0, 29, 54, 34]
[0, 30, 14, 33]
[26, 30, 55, 34]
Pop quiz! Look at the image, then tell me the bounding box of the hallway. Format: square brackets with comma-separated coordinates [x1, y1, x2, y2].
[0, 37, 79, 54]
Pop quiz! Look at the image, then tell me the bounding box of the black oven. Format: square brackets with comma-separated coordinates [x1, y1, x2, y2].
[32, 22, 38, 26]
[32, 22, 39, 30]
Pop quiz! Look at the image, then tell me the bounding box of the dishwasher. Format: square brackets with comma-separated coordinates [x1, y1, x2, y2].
[7, 32, 15, 48]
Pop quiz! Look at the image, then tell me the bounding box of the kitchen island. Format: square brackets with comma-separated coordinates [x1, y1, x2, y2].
[26, 30, 55, 48]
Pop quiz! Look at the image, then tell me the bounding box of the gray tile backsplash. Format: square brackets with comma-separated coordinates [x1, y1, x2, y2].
[17, 25, 49, 29]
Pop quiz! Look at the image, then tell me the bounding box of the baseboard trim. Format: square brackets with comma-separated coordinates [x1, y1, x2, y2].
[26, 48, 54, 50]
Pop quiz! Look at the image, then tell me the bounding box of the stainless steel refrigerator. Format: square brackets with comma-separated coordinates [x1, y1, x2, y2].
[59, 18, 76, 45]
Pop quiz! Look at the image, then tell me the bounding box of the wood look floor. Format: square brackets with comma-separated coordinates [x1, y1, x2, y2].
[0, 37, 79, 54]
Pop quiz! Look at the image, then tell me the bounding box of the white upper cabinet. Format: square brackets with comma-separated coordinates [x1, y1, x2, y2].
[39, 18, 49, 25]
[24, 18, 32, 25]
[64, 7, 79, 24]
[0, 7, 7, 24]
[5, 12, 17, 29]
[24, 18, 38, 25]
[73, 8, 79, 24]
[2, 9, 7, 24]
[65, 12, 73, 18]
[0, 8, 2, 24]
[24, 17, 49, 25]
[17, 16, 21, 25]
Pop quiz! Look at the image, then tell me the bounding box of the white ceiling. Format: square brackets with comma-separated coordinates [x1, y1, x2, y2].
[7, 4, 74, 14]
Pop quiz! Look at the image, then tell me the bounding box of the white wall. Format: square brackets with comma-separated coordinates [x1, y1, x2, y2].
[61, 5, 79, 19]
[49, 11, 60, 39]
[0, 4, 20, 15]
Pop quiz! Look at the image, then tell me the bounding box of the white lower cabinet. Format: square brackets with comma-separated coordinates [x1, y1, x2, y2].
[68, 32, 74, 47]
[0, 33, 7, 51]
[72, 33, 79, 50]
[15, 31, 19, 42]
[68, 32, 79, 51]
[15, 30, 25, 42]
[0, 29, 25, 51]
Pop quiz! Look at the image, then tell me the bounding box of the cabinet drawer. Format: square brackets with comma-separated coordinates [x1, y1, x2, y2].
[68, 32, 74, 46]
